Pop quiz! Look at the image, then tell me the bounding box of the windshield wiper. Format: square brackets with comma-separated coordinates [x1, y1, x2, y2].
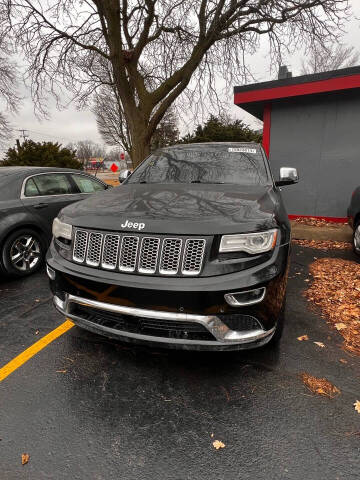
[190, 180, 225, 184]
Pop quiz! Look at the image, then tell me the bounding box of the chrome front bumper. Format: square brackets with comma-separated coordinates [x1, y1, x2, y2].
[53, 293, 275, 350]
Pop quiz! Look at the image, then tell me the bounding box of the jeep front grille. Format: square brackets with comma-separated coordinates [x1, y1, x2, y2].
[72, 229, 207, 276]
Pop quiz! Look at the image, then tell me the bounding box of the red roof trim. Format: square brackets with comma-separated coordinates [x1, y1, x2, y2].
[262, 104, 271, 157]
[234, 74, 360, 105]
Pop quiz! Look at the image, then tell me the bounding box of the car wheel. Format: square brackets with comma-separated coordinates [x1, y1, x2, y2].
[1, 228, 45, 277]
[353, 221, 360, 256]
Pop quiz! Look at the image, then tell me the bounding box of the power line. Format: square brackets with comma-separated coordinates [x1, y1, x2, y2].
[13, 126, 81, 144]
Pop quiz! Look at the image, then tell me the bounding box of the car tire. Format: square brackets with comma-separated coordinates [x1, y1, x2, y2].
[1, 228, 46, 277]
[353, 221, 360, 256]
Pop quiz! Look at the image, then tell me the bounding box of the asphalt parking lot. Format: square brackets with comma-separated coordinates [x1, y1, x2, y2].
[1, 245, 360, 480]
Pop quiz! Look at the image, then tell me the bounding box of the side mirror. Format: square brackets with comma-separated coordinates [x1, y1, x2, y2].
[275, 167, 299, 187]
[119, 169, 131, 183]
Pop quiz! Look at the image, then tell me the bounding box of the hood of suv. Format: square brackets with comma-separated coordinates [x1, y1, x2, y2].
[60, 183, 280, 235]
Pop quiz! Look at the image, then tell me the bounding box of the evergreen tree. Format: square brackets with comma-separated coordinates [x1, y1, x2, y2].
[2, 140, 83, 169]
[181, 115, 261, 144]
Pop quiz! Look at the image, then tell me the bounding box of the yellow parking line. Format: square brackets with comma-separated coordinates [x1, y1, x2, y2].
[0, 320, 74, 382]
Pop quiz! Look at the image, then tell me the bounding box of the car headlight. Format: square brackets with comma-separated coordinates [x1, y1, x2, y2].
[219, 229, 278, 254]
[52, 217, 73, 240]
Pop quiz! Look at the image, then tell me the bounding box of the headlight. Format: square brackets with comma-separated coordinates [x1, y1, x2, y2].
[52, 217, 72, 240]
[219, 229, 278, 254]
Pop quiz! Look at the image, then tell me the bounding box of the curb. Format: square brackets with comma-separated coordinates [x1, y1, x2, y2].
[291, 221, 353, 242]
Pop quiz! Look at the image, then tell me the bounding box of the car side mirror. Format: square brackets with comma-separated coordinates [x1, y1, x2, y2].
[119, 169, 131, 183]
[275, 167, 299, 187]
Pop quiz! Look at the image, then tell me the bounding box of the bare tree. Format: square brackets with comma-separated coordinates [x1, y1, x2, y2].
[67, 140, 106, 163]
[93, 84, 131, 153]
[4, 0, 350, 166]
[0, 13, 20, 146]
[301, 42, 359, 74]
[94, 83, 178, 162]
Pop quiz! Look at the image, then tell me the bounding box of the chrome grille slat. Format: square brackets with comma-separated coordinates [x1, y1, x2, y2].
[101, 234, 121, 270]
[72, 229, 206, 276]
[138, 237, 160, 274]
[119, 236, 139, 272]
[182, 239, 206, 275]
[86, 232, 103, 266]
[159, 238, 182, 275]
[73, 230, 88, 263]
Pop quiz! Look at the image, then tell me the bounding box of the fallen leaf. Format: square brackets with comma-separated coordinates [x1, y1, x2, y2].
[293, 217, 344, 228]
[301, 373, 340, 398]
[335, 323, 347, 331]
[339, 359, 348, 364]
[56, 370, 67, 373]
[212, 440, 225, 450]
[297, 335, 309, 341]
[21, 453, 30, 465]
[314, 342, 325, 348]
[293, 239, 352, 251]
[304, 258, 360, 355]
[354, 401, 360, 414]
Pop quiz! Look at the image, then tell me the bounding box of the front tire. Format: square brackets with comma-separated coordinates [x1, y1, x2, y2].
[1, 228, 45, 277]
[353, 221, 360, 256]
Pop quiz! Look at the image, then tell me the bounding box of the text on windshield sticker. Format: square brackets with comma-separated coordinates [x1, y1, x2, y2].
[228, 147, 257, 154]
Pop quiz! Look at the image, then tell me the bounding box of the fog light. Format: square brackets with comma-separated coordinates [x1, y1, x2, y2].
[46, 265, 56, 280]
[224, 287, 266, 307]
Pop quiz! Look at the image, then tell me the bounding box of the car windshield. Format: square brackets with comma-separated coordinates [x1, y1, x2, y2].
[127, 145, 269, 185]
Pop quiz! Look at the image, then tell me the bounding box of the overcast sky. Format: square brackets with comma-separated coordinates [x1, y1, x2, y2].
[3, 0, 360, 153]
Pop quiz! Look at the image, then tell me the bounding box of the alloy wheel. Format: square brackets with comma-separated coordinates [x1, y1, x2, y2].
[354, 225, 360, 251]
[10, 235, 41, 272]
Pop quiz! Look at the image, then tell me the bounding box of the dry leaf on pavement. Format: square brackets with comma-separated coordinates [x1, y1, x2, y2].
[304, 258, 360, 355]
[293, 217, 344, 228]
[297, 335, 309, 341]
[314, 342, 325, 348]
[354, 401, 360, 414]
[293, 239, 352, 251]
[21, 453, 30, 465]
[212, 440, 225, 450]
[301, 373, 340, 398]
[335, 323, 347, 331]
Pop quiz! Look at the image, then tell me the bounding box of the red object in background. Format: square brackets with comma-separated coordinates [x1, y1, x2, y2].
[120, 152, 125, 160]
[262, 103, 272, 157]
[110, 163, 119, 173]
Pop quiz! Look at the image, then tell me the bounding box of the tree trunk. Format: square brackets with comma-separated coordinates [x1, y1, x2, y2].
[130, 134, 151, 168]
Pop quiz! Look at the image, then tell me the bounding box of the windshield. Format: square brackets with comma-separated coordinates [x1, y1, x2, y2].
[127, 145, 269, 186]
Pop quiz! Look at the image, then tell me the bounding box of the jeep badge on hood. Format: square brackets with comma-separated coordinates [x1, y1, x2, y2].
[121, 220, 145, 230]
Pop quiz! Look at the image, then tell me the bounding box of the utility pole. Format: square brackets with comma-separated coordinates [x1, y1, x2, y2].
[18, 129, 28, 143]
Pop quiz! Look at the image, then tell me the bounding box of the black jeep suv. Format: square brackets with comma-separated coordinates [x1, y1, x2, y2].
[47, 143, 298, 350]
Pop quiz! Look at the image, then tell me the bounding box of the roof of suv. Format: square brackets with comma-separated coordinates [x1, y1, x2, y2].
[0, 166, 83, 178]
[164, 142, 260, 148]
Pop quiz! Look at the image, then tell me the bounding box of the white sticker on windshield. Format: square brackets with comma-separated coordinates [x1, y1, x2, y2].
[228, 147, 257, 154]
